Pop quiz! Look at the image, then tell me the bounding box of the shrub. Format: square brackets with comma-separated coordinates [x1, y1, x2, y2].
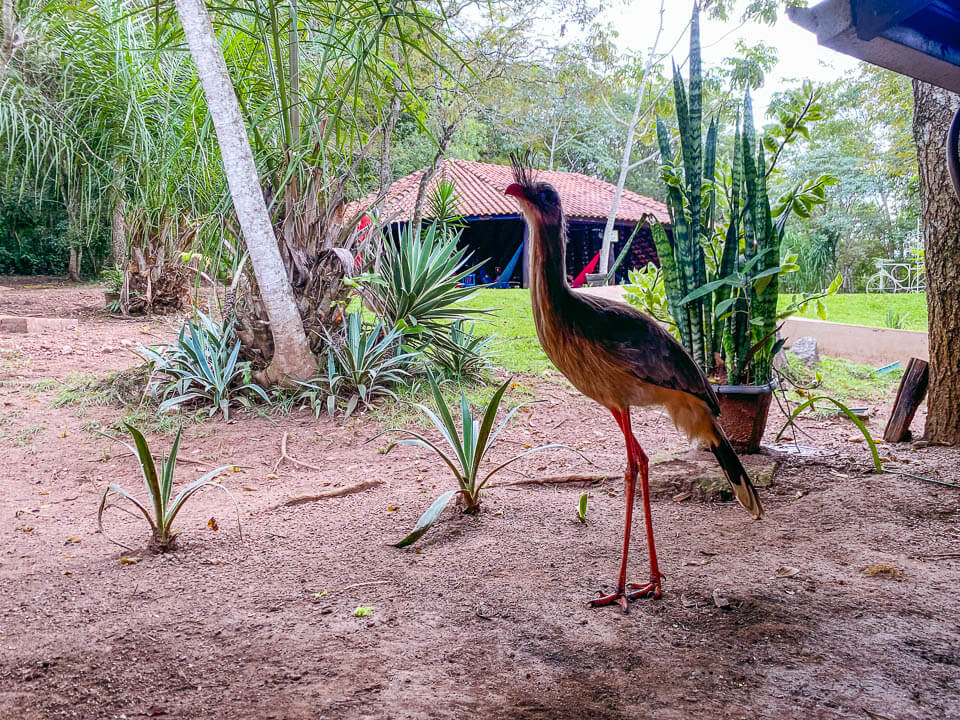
[424, 320, 497, 385]
[298, 312, 413, 417]
[363, 222, 484, 349]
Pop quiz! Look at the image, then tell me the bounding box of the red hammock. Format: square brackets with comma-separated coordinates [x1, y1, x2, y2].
[570, 251, 601, 288]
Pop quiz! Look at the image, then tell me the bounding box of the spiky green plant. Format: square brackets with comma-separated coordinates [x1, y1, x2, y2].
[424, 319, 498, 385]
[97, 424, 240, 551]
[363, 222, 485, 349]
[652, 3, 836, 386]
[297, 312, 413, 418]
[380, 374, 569, 546]
[138, 312, 269, 420]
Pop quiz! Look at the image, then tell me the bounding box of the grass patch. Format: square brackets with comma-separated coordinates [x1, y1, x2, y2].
[459, 289, 553, 375]
[780, 353, 903, 408]
[15, 424, 46, 447]
[781, 293, 927, 331]
[51, 372, 113, 408]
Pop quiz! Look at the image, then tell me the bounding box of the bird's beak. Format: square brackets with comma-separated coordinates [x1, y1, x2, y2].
[504, 183, 526, 201]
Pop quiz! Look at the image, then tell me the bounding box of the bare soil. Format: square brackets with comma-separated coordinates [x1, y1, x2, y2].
[1, 280, 959, 720]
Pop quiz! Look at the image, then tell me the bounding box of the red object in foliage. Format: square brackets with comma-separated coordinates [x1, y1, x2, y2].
[355, 215, 372, 267]
[570, 251, 600, 288]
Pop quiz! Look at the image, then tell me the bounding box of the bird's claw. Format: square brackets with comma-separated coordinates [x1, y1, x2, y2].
[589, 578, 662, 612]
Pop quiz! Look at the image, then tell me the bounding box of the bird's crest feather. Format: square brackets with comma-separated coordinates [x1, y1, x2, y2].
[509, 151, 537, 192]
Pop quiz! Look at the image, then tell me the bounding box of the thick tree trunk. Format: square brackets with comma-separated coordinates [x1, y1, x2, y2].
[174, 0, 315, 384]
[913, 80, 960, 445]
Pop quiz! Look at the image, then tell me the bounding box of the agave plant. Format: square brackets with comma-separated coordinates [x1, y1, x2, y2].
[138, 312, 269, 420]
[97, 424, 240, 551]
[298, 312, 413, 417]
[424, 320, 498, 385]
[363, 222, 485, 349]
[380, 374, 569, 547]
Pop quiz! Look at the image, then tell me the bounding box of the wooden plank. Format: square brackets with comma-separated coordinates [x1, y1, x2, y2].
[883, 357, 929, 442]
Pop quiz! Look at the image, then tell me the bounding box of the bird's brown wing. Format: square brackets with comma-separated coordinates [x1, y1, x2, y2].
[572, 292, 720, 415]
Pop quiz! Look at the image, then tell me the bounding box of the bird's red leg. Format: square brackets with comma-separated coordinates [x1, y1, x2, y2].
[590, 409, 662, 611]
[625, 437, 664, 600]
[590, 409, 640, 611]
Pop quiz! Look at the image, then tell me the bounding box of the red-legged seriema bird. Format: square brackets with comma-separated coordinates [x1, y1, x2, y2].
[504, 157, 763, 611]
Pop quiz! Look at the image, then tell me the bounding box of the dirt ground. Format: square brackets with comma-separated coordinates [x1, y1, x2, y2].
[1, 279, 958, 720]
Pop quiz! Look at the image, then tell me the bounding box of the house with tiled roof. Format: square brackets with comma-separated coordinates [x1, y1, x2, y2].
[348, 159, 669, 287]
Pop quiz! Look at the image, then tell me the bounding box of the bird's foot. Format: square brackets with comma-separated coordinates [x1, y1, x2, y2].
[589, 578, 662, 612]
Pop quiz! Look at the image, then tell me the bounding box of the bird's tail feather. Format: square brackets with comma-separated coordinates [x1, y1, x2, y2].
[709, 428, 764, 519]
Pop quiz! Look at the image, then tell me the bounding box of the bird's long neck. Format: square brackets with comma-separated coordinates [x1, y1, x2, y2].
[529, 214, 571, 310]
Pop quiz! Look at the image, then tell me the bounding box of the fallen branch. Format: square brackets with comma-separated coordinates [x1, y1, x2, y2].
[341, 580, 389, 592]
[272, 431, 322, 474]
[488, 474, 610, 489]
[265, 479, 383, 511]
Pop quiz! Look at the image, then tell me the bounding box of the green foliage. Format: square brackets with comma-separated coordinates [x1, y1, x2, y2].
[576, 492, 589, 524]
[424, 320, 497, 385]
[770, 65, 918, 292]
[776, 396, 883, 472]
[883, 308, 910, 329]
[101, 266, 123, 294]
[0, 196, 70, 275]
[138, 312, 268, 420]
[655, 5, 835, 386]
[97, 424, 240, 551]
[624, 262, 678, 338]
[364, 222, 484, 350]
[382, 374, 567, 545]
[298, 312, 413, 418]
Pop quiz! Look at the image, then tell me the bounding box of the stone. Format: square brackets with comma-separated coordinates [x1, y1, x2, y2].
[789, 336, 820, 366]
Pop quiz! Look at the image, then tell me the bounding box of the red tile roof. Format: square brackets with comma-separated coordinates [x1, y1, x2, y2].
[347, 159, 669, 224]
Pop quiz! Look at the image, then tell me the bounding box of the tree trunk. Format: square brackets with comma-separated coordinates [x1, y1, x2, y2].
[174, 0, 315, 384]
[0, 0, 15, 82]
[112, 196, 126, 267]
[912, 80, 960, 445]
[68, 247, 81, 282]
[598, 0, 665, 277]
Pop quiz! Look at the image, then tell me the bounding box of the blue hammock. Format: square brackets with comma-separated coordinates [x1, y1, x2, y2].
[492, 242, 523, 289]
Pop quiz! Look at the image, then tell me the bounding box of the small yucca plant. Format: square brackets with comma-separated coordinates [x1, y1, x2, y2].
[298, 312, 413, 417]
[97, 424, 241, 552]
[380, 374, 568, 547]
[139, 312, 268, 420]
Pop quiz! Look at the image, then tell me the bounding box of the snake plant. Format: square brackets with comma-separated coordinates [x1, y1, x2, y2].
[651, 3, 836, 386]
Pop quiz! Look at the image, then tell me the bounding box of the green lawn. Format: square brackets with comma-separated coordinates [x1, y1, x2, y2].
[464, 290, 929, 375]
[460, 289, 554, 374]
[781, 292, 928, 331]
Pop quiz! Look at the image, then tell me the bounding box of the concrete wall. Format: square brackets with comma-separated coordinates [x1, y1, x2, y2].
[578, 286, 929, 368]
[781, 316, 928, 368]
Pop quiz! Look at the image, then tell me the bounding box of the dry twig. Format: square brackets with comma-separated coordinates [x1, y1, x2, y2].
[265, 479, 383, 511]
[488, 474, 610, 489]
[272, 431, 322, 474]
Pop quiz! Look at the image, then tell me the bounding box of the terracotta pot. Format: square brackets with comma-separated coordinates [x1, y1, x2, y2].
[104, 291, 121, 304]
[712, 380, 777, 453]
